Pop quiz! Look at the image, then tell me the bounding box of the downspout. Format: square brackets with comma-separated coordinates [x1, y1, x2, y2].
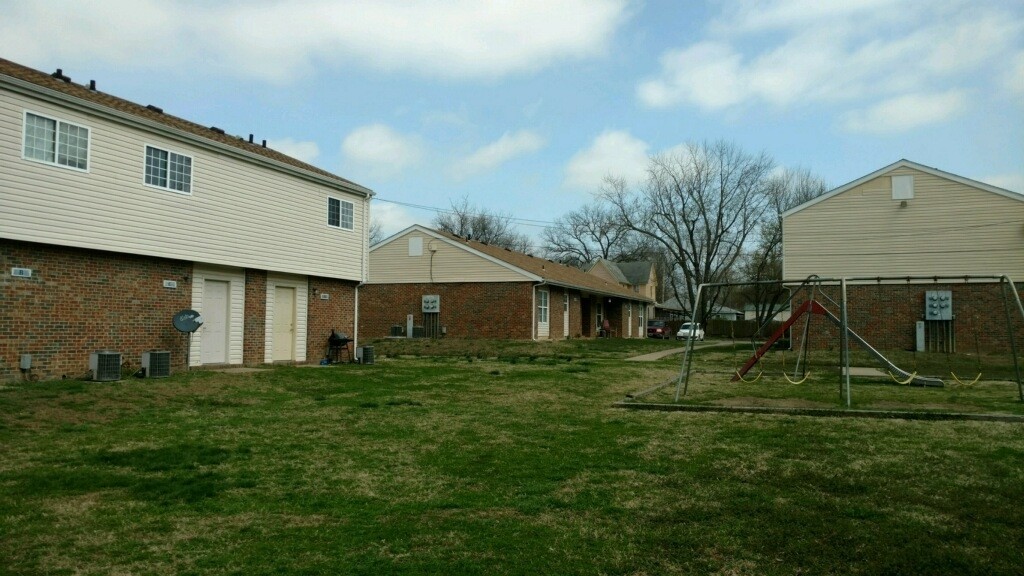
[353, 196, 370, 356]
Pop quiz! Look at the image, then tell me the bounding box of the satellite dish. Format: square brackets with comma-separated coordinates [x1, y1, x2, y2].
[173, 309, 204, 333]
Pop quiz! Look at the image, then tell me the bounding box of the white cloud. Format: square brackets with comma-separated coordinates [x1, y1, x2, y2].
[370, 201, 419, 241]
[0, 0, 630, 82]
[451, 130, 545, 180]
[563, 130, 650, 190]
[638, 1, 1024, 133]
[981, 174, 1024, 194]
[266, 138, 320, 164]
[341, 124, 423, 176]
[841, 91, 968, 133]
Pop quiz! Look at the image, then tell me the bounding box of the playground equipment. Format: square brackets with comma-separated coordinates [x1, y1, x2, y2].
[627, 274, 1024, 407]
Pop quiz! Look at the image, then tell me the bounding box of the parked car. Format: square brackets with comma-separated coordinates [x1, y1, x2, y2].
[676, 322, 705, 341]
[647, 320, 669, 339]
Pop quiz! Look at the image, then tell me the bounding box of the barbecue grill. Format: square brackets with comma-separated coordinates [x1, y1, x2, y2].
[327, 330, 352, 363]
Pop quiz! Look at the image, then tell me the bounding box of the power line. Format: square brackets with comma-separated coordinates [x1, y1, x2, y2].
[372, 196, 558, 229]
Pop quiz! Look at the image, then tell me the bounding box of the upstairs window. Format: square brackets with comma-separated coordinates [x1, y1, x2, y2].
[145, 145, 192, 193]
[328, 197, 354, 230]
[23, 112, 90, 170]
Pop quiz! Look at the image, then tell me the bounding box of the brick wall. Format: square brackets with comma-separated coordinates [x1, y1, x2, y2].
[360, 282, 534, 339]
[791, 283, 1024, 353]
[0, 240, 191, 382]
[307, 277, 357, 362]
[243, 269, 267, 365]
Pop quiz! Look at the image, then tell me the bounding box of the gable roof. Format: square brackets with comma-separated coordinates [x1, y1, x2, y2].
[375, 225, 653, 302]
[614, 261, 655, 285]
[588, 259, 630, 284]
[781, 159, 1024, 218]
[0, 57, 371, 197]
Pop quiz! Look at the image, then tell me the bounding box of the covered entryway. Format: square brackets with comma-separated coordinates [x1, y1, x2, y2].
[200, 279, 229, 364]
[272, 286, 296, 361]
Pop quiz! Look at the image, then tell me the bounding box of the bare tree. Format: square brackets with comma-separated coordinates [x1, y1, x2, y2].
[369, 218, 384, 246]
[432, 197, 532, 252]
[541, 202, 640, 267]
[603, 141, 775, 323]
[738, 168, 829, 326]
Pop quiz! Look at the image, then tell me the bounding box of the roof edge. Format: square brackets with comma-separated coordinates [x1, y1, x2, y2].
[781, 159, 1024, 218]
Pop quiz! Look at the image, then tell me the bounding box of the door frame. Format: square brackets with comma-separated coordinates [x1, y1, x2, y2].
[264, 273, 309, 363]
[190, 265, 245, 366]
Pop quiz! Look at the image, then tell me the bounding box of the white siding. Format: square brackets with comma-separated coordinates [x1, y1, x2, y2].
[369, 231, 531, 284]
[783, 167, 1024, 280]
[264, 273, 308, 363]
[0, 90, 368, 280]
[190, 264, 245, 366]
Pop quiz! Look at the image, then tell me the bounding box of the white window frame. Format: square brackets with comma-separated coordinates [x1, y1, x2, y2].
[22, 110, 91, 172]
[143, 144, 193, 195]
[328, 197, 354, 231]
[538, 289, 549, 324]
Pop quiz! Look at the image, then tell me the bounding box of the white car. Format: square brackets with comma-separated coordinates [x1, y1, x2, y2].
[676, 322, 705, 341]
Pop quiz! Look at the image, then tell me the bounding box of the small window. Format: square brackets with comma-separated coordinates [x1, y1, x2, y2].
[892, 175, 914, 200]
[538, 290, 549, 323]
[145, 145, 192, 193]
[23, 112, 89, 170]
[328, 197, 354, 230]
[563, 292, 569, 312]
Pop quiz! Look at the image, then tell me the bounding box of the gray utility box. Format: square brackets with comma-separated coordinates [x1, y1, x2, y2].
[925, 290, 953, 321]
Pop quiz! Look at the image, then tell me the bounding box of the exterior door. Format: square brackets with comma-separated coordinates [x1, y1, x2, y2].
[563, 293, 569, 338]
[273, 286, 296, 361]
[627, 303, 633, 337]
[200, 279, 229, 364]
[537, 289, 550, 339]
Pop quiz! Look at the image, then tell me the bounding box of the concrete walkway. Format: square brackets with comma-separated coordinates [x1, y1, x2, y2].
[626, 341, 727, 361]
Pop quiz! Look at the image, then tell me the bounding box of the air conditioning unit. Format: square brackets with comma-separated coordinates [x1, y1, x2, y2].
[141, 351, 171, 378]
[89, 351, 122, 382]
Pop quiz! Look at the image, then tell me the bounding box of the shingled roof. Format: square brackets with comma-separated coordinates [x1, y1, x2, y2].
[0, 57, 370, 195]
[434, 229, 653, 302]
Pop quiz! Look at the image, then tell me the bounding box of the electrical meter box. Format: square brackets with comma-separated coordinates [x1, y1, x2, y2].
[924, 290, 952, 321]
[422, 295, 440, 313]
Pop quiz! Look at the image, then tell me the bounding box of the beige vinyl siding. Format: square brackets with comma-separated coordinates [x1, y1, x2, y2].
[588, 261, 619, 284]
[783, 167, 1024, 280]
[264, 273, 309, 363]
[190, 264, 245, 366]
[369, 231, 532, 283]
[0, 90, 366, 281]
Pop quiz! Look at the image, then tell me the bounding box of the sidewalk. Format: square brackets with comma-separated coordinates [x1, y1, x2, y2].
[626, 341, 725, 361]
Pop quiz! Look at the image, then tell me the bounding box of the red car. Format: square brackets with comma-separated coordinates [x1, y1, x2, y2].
[646, 320, 669, 339]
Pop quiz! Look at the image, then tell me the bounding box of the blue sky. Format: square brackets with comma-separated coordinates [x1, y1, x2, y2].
[4, 0, 1021, 242]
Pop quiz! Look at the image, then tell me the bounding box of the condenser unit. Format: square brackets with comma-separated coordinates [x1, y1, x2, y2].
[141, 351, 171, 378]
[89, 351, 122, 382]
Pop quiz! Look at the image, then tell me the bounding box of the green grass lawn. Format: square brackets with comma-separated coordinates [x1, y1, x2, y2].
[2, 339, 1023, 574]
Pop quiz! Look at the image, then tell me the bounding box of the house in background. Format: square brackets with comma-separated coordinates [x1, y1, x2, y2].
[782, 159, 1024, 351]
[587, 259, 658, 323]
[0, 58, 372, 382]
[361, 226, 652, 340]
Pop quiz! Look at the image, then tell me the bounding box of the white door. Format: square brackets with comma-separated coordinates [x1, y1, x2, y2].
[273, 286, 296, 361]
[537, 289, 550, 339]
[200, 280, 229, 364]
[563, 293, 570, 338]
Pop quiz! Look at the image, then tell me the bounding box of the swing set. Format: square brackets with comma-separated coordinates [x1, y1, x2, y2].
[644, 274, 1024, 408]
